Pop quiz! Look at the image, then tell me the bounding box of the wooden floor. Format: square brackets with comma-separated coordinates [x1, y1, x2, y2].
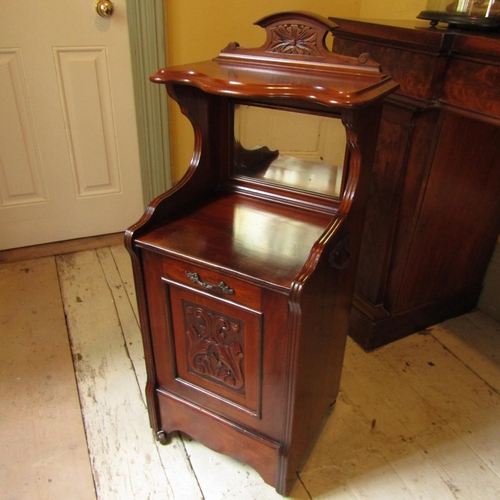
[2, 245, 500, 499]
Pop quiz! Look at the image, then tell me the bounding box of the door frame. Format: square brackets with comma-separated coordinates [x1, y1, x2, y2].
[127, 0, 172, 204]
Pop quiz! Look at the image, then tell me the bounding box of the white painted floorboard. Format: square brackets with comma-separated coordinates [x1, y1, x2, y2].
[2, 244, 500, 499]
[56, 249, 202, 500]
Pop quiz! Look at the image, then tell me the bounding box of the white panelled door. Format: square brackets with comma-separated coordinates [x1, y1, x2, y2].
[0, 0, 144, 250]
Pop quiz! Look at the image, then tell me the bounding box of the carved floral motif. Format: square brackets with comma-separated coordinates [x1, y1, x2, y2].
[268, 24, 320, 56]
[184, 303, 245, 392]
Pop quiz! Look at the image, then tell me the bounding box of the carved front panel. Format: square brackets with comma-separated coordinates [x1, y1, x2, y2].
[164, 280, 262, 419]
[184, 301, 245, 394]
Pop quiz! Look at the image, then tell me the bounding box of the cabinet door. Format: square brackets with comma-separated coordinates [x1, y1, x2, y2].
[157, 279, 264, 422]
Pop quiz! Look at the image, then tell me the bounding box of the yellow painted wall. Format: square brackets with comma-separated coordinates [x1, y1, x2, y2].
[359, 0, 426, 21]
[164, 0, 427, 182]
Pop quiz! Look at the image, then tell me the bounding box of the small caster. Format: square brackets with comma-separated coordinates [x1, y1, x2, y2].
[156, 430, 168, 445]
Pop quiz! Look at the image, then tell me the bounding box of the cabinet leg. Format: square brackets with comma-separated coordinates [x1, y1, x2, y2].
[156, 430, 169, 445]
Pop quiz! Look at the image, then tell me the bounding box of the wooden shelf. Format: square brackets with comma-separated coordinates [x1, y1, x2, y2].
[135, 192, 333, 291]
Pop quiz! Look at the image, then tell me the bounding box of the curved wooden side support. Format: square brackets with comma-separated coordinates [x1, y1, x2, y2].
[277, 100, 385, 491]
[125, 84, 231, 246]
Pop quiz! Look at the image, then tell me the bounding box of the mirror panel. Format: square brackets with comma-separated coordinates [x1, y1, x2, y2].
[233, 104, 346, 198]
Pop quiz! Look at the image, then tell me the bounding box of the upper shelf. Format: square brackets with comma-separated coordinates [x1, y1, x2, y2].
[151, 11, 399, 108]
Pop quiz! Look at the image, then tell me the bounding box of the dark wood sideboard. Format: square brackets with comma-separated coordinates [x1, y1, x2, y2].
[330, 18, 500, 350]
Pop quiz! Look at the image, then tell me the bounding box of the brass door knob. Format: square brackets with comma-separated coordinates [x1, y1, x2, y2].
[95, 0, 114, 17]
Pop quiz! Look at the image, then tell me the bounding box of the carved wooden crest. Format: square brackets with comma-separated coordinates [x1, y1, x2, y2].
[267, 22, 322, 56]
[216, 11, 381, 74]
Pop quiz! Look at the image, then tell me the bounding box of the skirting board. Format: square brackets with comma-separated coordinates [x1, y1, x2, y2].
[0, 232, 124, 263]
[478, 242, 500, 323]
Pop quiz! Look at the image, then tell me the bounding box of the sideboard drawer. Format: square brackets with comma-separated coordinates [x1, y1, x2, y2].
[159, 256, 262, 310]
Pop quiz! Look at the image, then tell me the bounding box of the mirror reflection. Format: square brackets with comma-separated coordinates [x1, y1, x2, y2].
[233, 104, 346, 198]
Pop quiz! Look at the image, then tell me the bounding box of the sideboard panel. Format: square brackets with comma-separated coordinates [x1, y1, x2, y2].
[355, 101, 415, 306]
[395, 111, 500, 313]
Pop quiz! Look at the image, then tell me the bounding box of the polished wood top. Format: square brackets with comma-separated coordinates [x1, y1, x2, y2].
[331, 17, 500, 119]
[151, 12, 398, 108]
[134, 192, 333, 291]
[330, 17, 500, 62]
[151, 60, 397, 108]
